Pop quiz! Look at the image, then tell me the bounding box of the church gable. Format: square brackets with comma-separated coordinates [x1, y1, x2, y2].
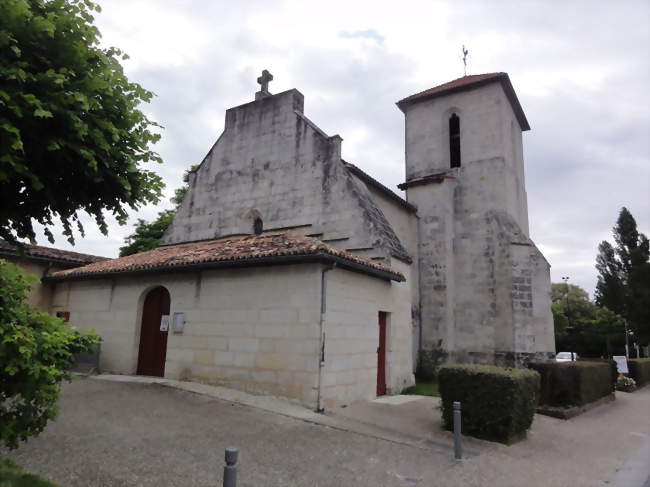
[162, 80, 409, 263]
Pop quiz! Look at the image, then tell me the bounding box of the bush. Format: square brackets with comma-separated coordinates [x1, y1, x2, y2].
[438, 364, 540, 444]
[0, 457, 59, 486]
[628, 359, 650, 388]
[0, 259, 99, 449]
[578, 357, 618, 390]
[415, 339, 447, 381]
[528, 361, 614, 407]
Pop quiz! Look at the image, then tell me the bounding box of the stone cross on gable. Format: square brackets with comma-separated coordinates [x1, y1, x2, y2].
[255, 69, 273, 100]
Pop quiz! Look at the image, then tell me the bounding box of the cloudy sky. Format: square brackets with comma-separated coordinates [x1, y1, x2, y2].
[34, 0, 649, 297]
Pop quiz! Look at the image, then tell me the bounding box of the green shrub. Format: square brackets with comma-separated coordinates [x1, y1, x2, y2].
[528, 361, 614, 407]
[438, 364, 540, 444]
[0, 259, 99, 449]
[579, 358, 618, 390]
[0, 457, 60, 486]
[415, 339, 447, 381]
[628, 359, 650, 388]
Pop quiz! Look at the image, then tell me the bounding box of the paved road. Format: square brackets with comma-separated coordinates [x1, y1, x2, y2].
[5, 378, 650, 487]
[5, 379, 459, 487]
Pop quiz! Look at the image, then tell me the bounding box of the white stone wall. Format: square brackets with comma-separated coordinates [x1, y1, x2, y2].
[402, 80, 554, 363]
[404, 82, 529, 234]
[362, 186, 421, 365]
[52, 265, 322, 406]
[51, 263, 413, 409]
[320, 262, 415, 409]
[161, 89, 408, 264]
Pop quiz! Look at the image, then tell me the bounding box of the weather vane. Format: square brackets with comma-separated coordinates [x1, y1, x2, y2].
[462, 45, 469, 76]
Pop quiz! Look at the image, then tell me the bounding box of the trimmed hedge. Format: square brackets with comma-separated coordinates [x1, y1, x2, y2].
[528, 361, 614, 407]
[438, 364, 540, 444]
[628, 359, 650, 388]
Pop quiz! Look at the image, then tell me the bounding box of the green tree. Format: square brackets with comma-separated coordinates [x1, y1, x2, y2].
[118, 209, 175, 257]
[0, 259, 99, 449]
[551, 282, 625, 357]
[595, 208, 650, 345]
[0, 0, 164, 245]
[119, 165, 198, 256]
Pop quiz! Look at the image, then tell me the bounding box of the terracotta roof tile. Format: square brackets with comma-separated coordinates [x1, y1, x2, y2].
[398, 72, 505, 105]
[0, 240, 109, 266]
[48, 234, 405, 282]
[397, 72, 530, 131]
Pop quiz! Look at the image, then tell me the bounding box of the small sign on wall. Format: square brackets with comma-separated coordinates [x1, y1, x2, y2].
[613, 356, 628, 374]
[173, 312, 185, 334]
[160, 315, 170, 332]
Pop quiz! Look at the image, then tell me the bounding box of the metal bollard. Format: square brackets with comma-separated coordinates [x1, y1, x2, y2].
[223, 447, 238, 487]
[453, 401, 463, 460]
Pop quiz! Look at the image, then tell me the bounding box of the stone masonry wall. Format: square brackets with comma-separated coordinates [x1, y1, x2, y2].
[51, 263, 413, 409]
[161, 89, 408, 264]
[403, 81, 554, 364]
[320, 262, 415, 408]
[52, 265, 322, 407]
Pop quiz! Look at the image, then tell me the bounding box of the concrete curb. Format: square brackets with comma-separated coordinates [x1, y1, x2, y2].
[90, 374, 460, 455]
[536, 393, 616, 419]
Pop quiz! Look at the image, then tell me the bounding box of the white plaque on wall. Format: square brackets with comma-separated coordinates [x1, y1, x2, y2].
[160, 315, 170, 332]
[173, 312, 185, 333]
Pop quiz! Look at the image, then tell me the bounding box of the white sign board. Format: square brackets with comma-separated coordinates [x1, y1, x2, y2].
[160, 315, 170, 332]
[613, 355, 628, 374]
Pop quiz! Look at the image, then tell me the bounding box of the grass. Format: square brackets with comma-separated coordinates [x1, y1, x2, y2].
[0, 457, 59, 487]
[401, 380, 440, 397]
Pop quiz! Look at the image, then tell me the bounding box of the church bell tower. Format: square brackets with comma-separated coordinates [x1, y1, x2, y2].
[397, 72, 554, 366]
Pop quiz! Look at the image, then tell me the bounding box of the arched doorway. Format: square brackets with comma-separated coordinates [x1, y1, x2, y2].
[137, 286, 171, 377]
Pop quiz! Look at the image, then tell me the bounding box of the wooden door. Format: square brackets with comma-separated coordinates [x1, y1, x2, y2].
[377, 312, 387, 396]
[137, 286, 171, 377]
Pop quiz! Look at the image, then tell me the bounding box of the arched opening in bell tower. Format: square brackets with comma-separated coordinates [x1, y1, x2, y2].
[449, 113, 461, 168]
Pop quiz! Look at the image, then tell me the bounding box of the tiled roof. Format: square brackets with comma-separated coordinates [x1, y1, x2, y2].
[48, 234, 405, 282]
[0, 239, 109, 267]
[397, 72, 530, 131]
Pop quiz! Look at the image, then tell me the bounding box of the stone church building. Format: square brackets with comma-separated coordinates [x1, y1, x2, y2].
[47, 71, 555, 410]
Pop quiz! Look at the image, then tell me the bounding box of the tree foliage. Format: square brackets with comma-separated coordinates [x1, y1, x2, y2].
[0, 0, 164, 245]
[0, 259, 99, 449]
[118, 209, 175, 257]
[119, 165, 198, 256]
[595, 207, 650, 345]
[551, 282, 625, 357]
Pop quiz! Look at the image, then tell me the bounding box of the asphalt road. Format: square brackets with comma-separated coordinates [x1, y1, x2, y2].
[4, 379, 459, 487]
[5, 378, 650, 487]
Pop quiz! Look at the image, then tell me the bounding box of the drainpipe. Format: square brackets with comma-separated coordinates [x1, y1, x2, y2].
[316, 263, 335, 412]
[416, 213, 423, 364]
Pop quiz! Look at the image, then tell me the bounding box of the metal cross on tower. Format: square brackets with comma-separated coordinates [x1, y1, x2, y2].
[257, 69, 273, 93]
[462, 46, 469, 76]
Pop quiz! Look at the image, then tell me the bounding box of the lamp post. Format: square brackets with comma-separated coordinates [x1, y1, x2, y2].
[561, 276, 574, 360]
[624, 320, 629, 359]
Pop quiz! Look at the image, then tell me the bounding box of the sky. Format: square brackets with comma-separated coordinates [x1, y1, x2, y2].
[33, 0, 649, 298]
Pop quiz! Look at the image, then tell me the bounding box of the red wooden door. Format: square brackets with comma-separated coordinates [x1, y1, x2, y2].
[137, 287, 171, 377]
[377, 312, 387, 396]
